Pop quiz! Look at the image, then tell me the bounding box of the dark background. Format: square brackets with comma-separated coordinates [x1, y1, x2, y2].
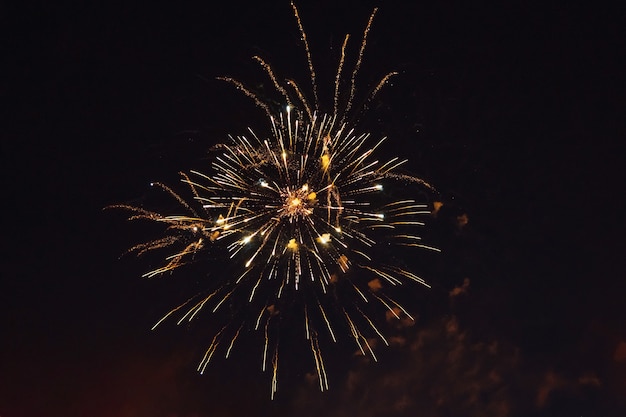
[2, 1, 624, 416]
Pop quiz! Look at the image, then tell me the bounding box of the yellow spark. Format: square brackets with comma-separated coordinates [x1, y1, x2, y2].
[287, 239, 298, 250]
[316, 233, 331, 244]
[321, 153, 330, 170]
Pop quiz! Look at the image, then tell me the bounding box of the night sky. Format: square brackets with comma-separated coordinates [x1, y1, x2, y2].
[3, 1, 625, 416]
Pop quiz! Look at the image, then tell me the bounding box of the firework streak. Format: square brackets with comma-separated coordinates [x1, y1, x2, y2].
[109, 2, 439, 399]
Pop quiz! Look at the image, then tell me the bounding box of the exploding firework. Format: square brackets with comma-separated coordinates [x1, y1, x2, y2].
[109, 3, 439, 398]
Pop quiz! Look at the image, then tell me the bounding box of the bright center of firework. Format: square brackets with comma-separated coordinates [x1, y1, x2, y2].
[280, 184, 316, 220]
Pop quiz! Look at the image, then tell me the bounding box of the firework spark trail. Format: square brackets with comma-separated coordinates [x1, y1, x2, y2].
[108, 2, 440, 397]
[310, 332, 329, 392]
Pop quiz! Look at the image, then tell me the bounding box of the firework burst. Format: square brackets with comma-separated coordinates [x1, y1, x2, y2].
[109, 3, 439, 398]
